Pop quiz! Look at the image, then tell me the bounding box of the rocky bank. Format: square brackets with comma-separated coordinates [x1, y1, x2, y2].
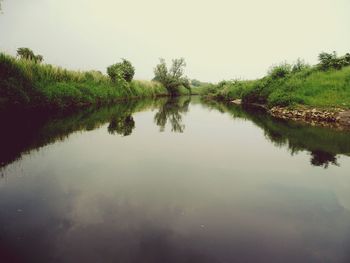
[268, 106, 350, 130]
[230, 99, 350, 130]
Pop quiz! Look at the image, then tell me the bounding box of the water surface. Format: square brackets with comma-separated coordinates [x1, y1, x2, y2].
[1, 97, 350, 263]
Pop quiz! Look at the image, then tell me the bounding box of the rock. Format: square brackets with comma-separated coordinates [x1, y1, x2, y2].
[338, 111, 350, 126]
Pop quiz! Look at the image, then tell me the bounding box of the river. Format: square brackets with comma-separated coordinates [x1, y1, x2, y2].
[1, 97, 350, 263]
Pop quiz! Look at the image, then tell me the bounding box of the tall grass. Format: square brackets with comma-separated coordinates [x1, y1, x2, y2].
[0, 53, 168, 109]
[202, 61, 350, 109]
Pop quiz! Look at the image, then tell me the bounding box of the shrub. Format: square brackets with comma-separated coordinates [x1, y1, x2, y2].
[318, 51, 350, 71]
[107, 59, 135, 83]
[268, 89, 304, 107]
[268, 63, 292, 79]
[292, 58, 309, 73]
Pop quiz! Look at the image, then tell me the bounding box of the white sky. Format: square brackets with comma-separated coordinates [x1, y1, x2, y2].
[1, 0, 349, 82]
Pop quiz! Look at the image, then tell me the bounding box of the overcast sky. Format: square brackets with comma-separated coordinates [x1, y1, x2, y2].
[1, 0, 349, 82]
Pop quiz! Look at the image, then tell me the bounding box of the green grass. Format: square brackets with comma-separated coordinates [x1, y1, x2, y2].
[0, 53, 170, 109]
[202, 65, 350, 109]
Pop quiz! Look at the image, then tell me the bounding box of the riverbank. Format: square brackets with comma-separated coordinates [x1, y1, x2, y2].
[268, 106, 350, 130]
[219, 100, 350, 130]
[0, 53, 189, 110]
[201, 52, 350, 129]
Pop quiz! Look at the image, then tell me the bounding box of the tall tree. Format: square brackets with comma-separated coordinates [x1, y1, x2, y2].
[153, 58, 191, 96]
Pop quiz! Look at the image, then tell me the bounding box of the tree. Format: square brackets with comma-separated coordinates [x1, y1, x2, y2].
[344, 53, 350, 64]
[16, 48, 44, 63]
[153, 58, 191, 96]
[317, 51, 350, 71]
[107, 59, 135, 83]
[191, 79, 202, 87]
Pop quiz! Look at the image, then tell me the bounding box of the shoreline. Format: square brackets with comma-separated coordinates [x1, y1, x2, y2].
[268, 106, 350, 130]
[230, 99, 350, 130]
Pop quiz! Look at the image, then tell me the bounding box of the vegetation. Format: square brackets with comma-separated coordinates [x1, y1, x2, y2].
[107, 59, 135, 83]
[153, 58, 191, 96]
[318, 51, 350, 71]
[17, 48, 43, 63]
[202, 52, 350, 109]
[0, 52, 168, 110]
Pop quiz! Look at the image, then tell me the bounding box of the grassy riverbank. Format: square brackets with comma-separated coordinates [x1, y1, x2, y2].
[0, 53, 171, 110]
[202, 54, 350, 109]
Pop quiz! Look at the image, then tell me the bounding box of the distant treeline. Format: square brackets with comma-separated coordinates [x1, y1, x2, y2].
[201, 51, 350, 109]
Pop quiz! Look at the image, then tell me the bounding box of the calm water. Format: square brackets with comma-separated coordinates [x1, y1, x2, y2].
[1, 97, 350, 263]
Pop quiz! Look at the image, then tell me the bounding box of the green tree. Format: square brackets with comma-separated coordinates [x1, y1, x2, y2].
[153, 58, 191, 96]
[16, 48, 44, 63]
[317, 51, 350, 71]
[107, 59, 135, 83]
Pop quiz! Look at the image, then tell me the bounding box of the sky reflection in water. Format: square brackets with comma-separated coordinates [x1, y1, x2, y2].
[1, 97, 350, 263]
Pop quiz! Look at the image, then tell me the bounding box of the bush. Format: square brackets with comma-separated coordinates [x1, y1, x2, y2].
[318, 51, 350, 71]
[268, 63, 292, 79]
[107, 59, 135, 83]
[268, 89, 304, 107]
[292, 58, 309, 73]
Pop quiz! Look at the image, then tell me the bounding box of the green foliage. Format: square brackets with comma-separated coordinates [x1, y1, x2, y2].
[268, 63, 292, 79]
[153, 58, 191, 96]
[292, 58, 309, 73]
[107, 59, 135, 83]
[318, 51, 350, 71]
[17, 48, 43, 63]
[190, 79, 202, 87]
[202, 51, 350, 109]
[0, 53, 167, 109]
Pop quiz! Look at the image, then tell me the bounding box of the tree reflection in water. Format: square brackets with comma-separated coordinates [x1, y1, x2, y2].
[1, 97, 349, 170]
[310, 150, 339, 168]
[201, 99, 350, 169]
[154, 97, 191, 133]
[108, 115, 135, 136]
